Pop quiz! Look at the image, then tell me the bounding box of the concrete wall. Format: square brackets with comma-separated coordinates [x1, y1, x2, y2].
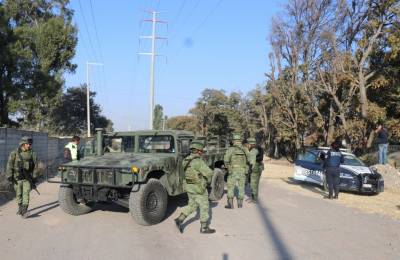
[0, 128, 69, 177]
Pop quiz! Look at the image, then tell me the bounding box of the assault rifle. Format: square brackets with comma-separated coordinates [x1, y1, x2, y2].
[17, 152, 40, 195]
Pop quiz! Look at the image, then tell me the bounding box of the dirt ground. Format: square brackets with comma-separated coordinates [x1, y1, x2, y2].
[263, 158, 400, 220]
[1, 169, 400, 259]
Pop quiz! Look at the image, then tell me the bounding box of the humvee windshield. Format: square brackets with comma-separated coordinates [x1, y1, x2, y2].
[139, 135, 175, 153]
[104, 138, 122, 153]
[103, 136, 135, 153]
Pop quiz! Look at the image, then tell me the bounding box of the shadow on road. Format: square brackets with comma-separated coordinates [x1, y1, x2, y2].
[284, 177, 326, 196]
[256, 199, 293, 260]
[28, 200, 58, 212]
[181, 201, 219, 229]
[28, 201, 60, 218]
[165, 193, 188, 219]
[165, 193, 219, 229]
[93, 202, 129, 213]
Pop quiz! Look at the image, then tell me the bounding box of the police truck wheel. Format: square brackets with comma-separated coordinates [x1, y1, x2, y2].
[58, 185, 93, 215]
[129, 179, 168, 226]
[209, 168, 225, 201]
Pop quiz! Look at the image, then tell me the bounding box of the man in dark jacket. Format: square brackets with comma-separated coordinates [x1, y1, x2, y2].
[375, 124, 389, 165]
[321, 142, 344, 199]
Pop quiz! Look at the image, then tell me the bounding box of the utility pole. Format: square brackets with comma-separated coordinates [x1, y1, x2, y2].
[138, 11, 167, 130]
[86, 62, 103, 137]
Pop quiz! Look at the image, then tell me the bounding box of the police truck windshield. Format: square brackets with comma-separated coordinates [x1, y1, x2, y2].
[343, 155, 365, 166]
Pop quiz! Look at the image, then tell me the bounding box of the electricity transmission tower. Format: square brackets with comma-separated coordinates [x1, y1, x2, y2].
[138, 11, 167, 130]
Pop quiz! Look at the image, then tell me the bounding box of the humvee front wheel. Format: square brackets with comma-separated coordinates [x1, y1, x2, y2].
[59, 185, 94, 215]
[129, 179, 168, 226]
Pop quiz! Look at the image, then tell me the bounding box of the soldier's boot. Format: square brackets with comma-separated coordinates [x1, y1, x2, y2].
[334, 193, 339, 199]
[16, 203, 22, 215]
[224, 198, 234, 209]
[237, 199, 243, 208]
[174, 213, 186, 233]
[252, 194, 258, 203]
[21, 205, 29, 219]
[200, 222, 216, 234]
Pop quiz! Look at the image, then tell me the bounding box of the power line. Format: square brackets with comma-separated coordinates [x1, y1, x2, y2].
[88, 0, 104, 62]
[169, 0, 201, 41]
[161, 0, 224, 72]
[155, 0, 161, 11]
[87, 0, 108, 114]
[172, 0, 187, 24]
[77, 0, 99, 61]
[190, 0, 223, 39]
[159, 0, 186, 49]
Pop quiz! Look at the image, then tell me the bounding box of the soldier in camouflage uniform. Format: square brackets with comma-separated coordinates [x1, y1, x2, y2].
[224, 134, 249, 209]
[174, 141, 216, 234]
[247, 138, 264, 202]
[6, 136, 39, 218]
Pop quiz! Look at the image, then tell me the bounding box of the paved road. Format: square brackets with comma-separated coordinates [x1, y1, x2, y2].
[0, 178, 399, 260]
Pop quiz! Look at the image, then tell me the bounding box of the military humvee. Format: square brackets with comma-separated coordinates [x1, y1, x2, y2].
[50, 129, 227, 225]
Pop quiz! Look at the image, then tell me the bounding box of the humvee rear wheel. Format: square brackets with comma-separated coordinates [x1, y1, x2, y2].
[209, 168, 225, 201]
[129, 179, 167, 226]
[59, 185, 94, 215]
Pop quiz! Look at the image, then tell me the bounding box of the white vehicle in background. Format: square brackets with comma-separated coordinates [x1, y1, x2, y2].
[294, 147, 384, 194]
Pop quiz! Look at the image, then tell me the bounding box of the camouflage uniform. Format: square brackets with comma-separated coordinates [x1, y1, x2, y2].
[6, 137, 38, 218]
[175, 141, 215, 234]
[224, 134, 249, 208]
[248, 138, 263, 201]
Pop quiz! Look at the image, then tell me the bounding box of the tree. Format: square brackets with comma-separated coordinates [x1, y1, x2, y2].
[166, 116, 197, 132]
[49, 85, 113, 135]
[153, 104, 164, 130]
[0, 0, 77, 129]
[189, 89, 230, 136]
[265, 0, 400, 154]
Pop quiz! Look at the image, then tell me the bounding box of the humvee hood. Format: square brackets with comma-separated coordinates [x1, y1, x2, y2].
[62, 153, 175, 168]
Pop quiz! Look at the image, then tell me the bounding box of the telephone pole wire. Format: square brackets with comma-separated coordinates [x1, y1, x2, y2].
[138, 11, 167, 130]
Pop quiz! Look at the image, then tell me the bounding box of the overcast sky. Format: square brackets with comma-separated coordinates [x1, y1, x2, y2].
[64, 0, 283, 131]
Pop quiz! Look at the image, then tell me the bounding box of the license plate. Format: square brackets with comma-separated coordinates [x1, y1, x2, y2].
[363, 184, 372, 188]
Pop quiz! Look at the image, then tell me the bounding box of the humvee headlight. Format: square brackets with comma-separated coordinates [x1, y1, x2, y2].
[131, 166, 139, 174]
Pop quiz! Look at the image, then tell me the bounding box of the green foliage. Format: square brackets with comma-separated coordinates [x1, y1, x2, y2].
[0, 0, 77, 129]
[49, 85, 113, 135]
[166, 116, 197, 132]
[153, 104, 164, 130]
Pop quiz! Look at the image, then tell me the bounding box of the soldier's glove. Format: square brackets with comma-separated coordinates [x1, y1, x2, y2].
[7, 176, 14, 183]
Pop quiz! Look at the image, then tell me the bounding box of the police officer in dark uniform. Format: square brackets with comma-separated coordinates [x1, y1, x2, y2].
[321, 142, 344, 199]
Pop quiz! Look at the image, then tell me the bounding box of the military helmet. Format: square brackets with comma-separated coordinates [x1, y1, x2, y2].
[20, 136, 33, 146]
[190, 140, 204, 151]
[232, 134, 242, 141]
[247, 137, 256, 144]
